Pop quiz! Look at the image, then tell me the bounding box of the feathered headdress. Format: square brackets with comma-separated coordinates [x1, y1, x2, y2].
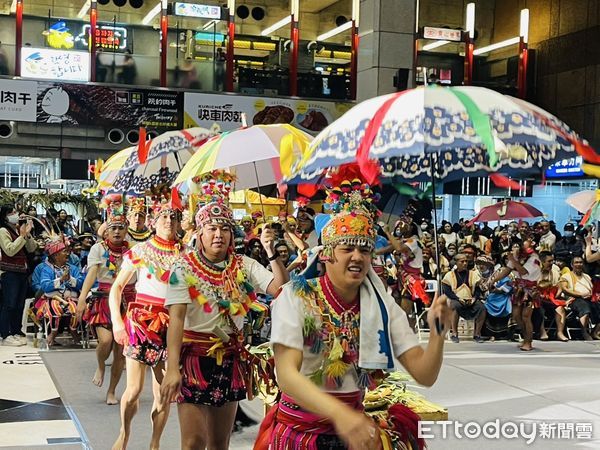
[127, 197, 147, 216]
[45, 234, 69, 257]
[317, 177, 380, 255]
[150, 188, 183, 220]
[101, 194, 127, 226]
[194, 170, 236, 229]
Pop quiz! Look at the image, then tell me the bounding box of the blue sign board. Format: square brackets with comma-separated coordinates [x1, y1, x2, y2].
[545, 156, 584, 178]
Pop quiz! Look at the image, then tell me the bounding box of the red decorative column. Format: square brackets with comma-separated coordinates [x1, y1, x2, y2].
[517, 9, 529, 99]
[464, 35, 474, 85]
[90, 1, 97, 82]
[350, 20, 359, 100]
[15, 0, 23, 76]
[289, 15, 299, 96]
[160, 1, 168, 87]
[226, 11, 235, 92]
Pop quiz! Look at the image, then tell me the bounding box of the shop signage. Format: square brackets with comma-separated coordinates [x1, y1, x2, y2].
[423, 27, 462, 42]
[21, 48, 90, 82]
[183, 92, 352, 134]
[545, 157, 584, 178]
[46, 21, 75, 49]
[174, 2, 223, 19]
[76, 24, 129, 51]
[0, 79, 37, 122]
[36, 82, 183, 129]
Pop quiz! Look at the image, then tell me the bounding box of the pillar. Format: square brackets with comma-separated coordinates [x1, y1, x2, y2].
[357, 0, 417, 101]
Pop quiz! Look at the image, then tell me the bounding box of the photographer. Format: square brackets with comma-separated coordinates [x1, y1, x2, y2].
[0, 206, 37, 346]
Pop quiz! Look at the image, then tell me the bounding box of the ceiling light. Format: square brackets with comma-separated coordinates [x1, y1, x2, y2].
[77, 1, 91, 19]
[422, 40, 450, 51]
[466, 3, 475, 39]
[473, 36, 520, 55]
[261, 15, 291, 36]
[317, 21, 352, 41]
[520, 8, 529, 43]
[10, 0, 17, 14]
[142, 2, 162, 25]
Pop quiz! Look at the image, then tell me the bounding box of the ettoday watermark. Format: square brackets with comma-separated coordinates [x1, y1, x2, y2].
[418, 420, 593, 444]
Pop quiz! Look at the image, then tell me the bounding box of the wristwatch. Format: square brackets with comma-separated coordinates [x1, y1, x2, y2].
[268, 251, 280, 261]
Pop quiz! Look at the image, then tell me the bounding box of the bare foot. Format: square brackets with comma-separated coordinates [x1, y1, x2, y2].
[106, 392, 119, 405]
[112, 433, 126, 450]
[93, 367, 105, 387]
[520, 342, 533, 351]
[557, 333, 569, 342]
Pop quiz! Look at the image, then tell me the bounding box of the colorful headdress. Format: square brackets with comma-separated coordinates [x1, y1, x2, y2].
[127, 197, 147, 216]
[102, 194, 127, 227]
[150, 188, 183, 220]
[194, 171, 235, 229]
[45, 235, 67, 257]
[317, 178, 380, 253]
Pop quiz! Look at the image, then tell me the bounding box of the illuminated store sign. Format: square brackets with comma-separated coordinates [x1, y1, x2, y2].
[423, 27, 462, 42]
[76, 25, 128, 51]
[545, 157, 584, 178]
[174, 2, 223, 19]
[46, 21, 75, 49]
[21, 48, 90, 82]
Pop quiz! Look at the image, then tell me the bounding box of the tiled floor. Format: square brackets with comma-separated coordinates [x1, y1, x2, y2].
[0, 344, 82, 448]
[2, 338, 600, 449]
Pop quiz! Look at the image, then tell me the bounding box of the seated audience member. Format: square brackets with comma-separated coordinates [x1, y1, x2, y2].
[537, 251, 568, 342]
[538, 220, 557, 253]
[464, 225, 488, 253]
[560, 256, 600, 340]
[476, 254, 513, 319]
[32, 237, 84, 346]
[442, 253, 486, 343]
[555, 223, 584, 262]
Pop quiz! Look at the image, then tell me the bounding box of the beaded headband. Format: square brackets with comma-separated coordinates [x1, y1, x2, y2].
[127, 197, 147, 216]
[193, 170, 235, 229]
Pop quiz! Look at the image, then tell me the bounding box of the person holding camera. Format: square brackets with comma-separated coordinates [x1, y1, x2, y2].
[0, 206, 37, 346]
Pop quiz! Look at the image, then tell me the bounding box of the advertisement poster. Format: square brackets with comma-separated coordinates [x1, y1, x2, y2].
[36, 82, 182, 128]
[0, 79, 37, 122]
[183, 93, 352, 134]
[21, 48, 90, 82]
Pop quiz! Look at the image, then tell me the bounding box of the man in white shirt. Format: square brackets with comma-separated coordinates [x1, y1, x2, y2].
[538, 221, 556, 253]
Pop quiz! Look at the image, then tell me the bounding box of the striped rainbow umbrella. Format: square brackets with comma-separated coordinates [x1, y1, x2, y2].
[286, 85, 599, 185]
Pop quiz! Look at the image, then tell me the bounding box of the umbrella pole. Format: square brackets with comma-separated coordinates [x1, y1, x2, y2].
[253, 161, 266, 219]
[387, 193, 399, 225]
[429, 153, 442, 294]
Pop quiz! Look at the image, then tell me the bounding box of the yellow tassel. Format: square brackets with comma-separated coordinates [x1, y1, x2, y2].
[185, 274, 197, 285]
[325, 359, 349, 378]
[329, 337, 344, 360]
[236, 270, 245, 283]
[583, 163, 600, 178]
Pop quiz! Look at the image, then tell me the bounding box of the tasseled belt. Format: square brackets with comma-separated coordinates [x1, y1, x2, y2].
[181, 329, 275, 399]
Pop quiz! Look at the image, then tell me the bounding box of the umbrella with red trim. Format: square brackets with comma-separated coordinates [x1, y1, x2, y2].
[468, 200, 544, 224]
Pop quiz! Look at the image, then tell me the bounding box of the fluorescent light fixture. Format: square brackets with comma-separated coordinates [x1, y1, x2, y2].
[142, 2, 162, 25]
[466, 3, 475, 39]
[291, 0, 299, 17]
[77, 0, 91, 19]
[161, 0, 168, 8]
[473, 36, 520, 55]
[317, 21, 352, 41]
[261, 15, 291, 36]
[422, 40, 450, 51]
[352, 0, 360, 27]
[227, 0, 235, 10]
[520, 8, 529, 43]
[10, 0, 17, 13]
[202, 19, 219, 30]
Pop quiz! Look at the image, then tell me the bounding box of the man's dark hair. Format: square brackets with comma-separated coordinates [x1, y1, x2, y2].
[539, 251, 553, 261]
[571, 255, 584, 266]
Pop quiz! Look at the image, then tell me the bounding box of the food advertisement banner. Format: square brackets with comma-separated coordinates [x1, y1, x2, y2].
[183, 93, 352, 134]
[36, 82, 182, 128]
[0, 79, 37, 122]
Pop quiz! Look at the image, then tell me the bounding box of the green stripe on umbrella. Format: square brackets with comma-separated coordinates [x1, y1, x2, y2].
[448, 87, 498, 167]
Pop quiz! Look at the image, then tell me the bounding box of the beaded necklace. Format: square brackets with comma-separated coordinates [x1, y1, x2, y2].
[128, 235, 181, 283]
[297, 275, 366, 389]
[128, 227, 153, 243]
[103, 239, 129, 278]
[173, 249, 258, 317]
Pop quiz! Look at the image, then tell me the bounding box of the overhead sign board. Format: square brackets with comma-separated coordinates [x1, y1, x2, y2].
[174, 2, 223, 19]
[423, 27, 462, 42]
[0, 79, 37, 122]
[545, 156, 584, 178]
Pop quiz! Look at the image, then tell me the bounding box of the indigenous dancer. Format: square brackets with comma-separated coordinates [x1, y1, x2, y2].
[255, 180, 451, 450]
[76, 196, 135, 404]
[161, 174, 289, 450]
[507, 238, 541, 351]
[32, 236, 84, 347]
[109, 196, 182, 450]
[126, 197, 153, 244]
